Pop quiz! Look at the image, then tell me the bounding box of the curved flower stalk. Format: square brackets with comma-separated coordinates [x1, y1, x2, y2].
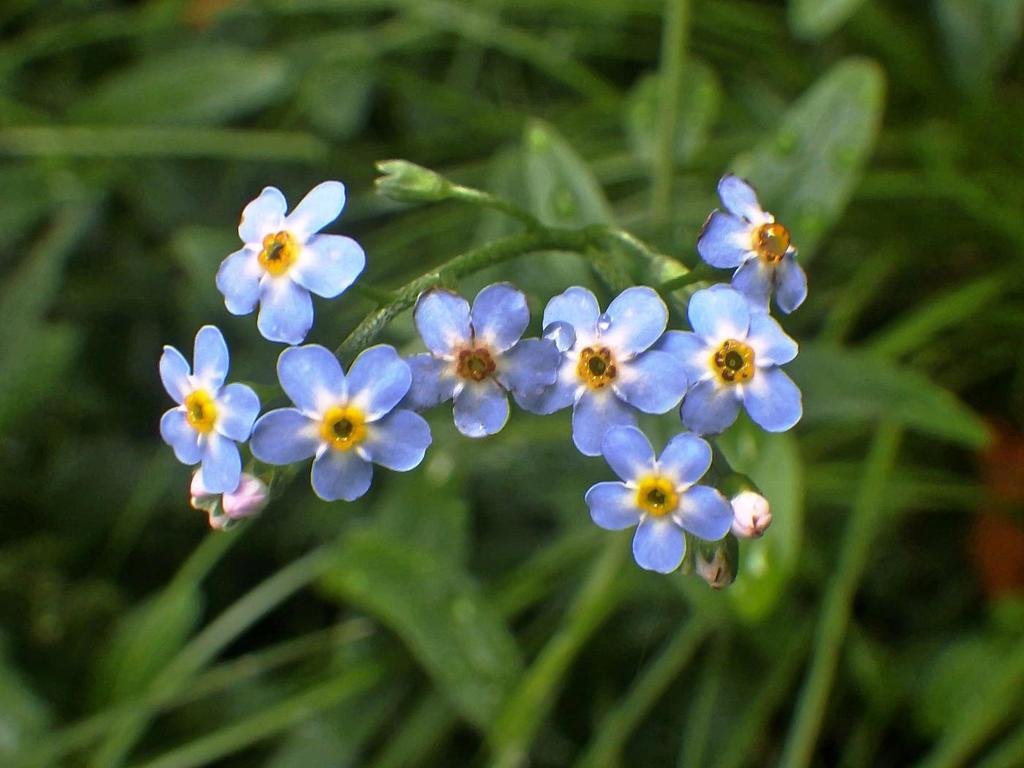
[217, 181, 365, 345]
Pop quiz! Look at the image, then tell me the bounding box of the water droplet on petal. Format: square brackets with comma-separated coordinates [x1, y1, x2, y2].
[543, 320, 576, 352]
[596, 313, 612, 334]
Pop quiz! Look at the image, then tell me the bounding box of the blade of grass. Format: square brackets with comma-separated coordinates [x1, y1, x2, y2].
[676, 628, 729, 768]
[652, 0, 690, 230]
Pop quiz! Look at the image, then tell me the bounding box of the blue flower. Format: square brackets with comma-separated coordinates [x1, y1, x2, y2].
[159, 325, 261, 494]
[250, 344, 431, 502]
[216, 181, 365, 345]
[658, 285, 802, 435]
[403, 283, 560, 437]
[697, 174, 807, 314]
[585, 425, 733, 573]
[516, 286, 687, 456]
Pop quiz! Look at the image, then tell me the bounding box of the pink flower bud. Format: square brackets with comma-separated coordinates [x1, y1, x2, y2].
[730, 491, 772, 539]
[221, 473, 269, 520]
[189, 471, 218, 513]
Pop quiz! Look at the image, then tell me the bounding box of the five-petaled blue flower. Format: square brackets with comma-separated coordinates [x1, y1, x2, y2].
[250, 344, 431, 501]
[403, 283, 560, 437]
[697, 174, 807, 314]
[658, 285, 801, 435]
[516, 286, 687, 456]
[216, 181, 365, 345]
[159, 325, 261, 494]
[586, 425, 733, 573]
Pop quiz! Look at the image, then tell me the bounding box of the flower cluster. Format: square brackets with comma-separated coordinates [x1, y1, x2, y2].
[157, 174, 805, 579]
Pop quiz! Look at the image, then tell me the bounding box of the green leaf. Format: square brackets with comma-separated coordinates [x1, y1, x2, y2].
[934, 0, 1024, 91]
[0, 638, 51, 757]
[789, 344, 990, 447]
[524, 119, 614, 228]
[71, 46, 290, 126]
[318, 529, 523, 730]
[789, 0, 869, 39]
[625, 61, 721, 166]
[731, 58, 885, 261]
[300, 64, 376, 140]
[913, 636, 1006, 738]
[716, 423, 804, 622]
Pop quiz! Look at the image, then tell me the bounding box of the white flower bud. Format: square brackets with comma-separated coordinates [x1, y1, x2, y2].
[730, 491, 772, 539]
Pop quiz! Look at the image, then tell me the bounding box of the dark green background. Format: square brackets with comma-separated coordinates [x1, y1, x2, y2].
[1, 1, 1022, 766]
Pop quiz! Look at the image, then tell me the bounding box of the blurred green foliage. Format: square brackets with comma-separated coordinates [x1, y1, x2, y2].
[1, 0, 1023, 766]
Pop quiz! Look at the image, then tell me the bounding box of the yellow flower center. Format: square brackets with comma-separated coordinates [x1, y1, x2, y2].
[635, 476, 679, 517]
[712, 339, 755, 384]
[753, 222, 790, 264]
[455, 346, 496, 382]
[577, 346, 617, 389]
[258, 231, 299, 277]
[184, 390, 218, 433]
[320, 405, 367, 452]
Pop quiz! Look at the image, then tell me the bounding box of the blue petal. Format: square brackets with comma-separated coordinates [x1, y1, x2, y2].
[311, 449, 373, 502]
[697, 211, 753, 269]
[601, 425, 654, 483]
[257, 277, 314, 345]
[284, 180, 345, 241]
[453, 379, 509, 437]
[238, 186, 287, 244]
[613, 349, 687, 414]
[775, 254, 808, 314]
[160, 345, 191, 404]
[632, 518, 686, 573]
[290, 234, 365, 299]
[193, 325, 229, 391]
[496, 338, 560, 396]
[687, 285, 750, 343]
[402, 353, 457, 410]
[718, 174, 763, 221]
[747, 313, 798, 366]
[601, 286, 668, 358]
[655, 331, 713, 385]
[215, 383, 261, 442]
[742, 367, 802, 432]
[160, 409, 202, 464]
[680, 379, 741, 435]
[250, 408, 320, 464]
[277, 345, 347, 417]
[586, 481, 640, 530]
[542, 286, 600, 337]
[471, 283, 529, 353]
[346, 345, 411, 421]
[657, 432, 712, 488]
[216, 248, 262, 315]
[414, 289, 472, 357]
[676, 484, 733, 540]
[730, 257, 772, 313]
[363, 409, 432, 471]
[512, 357, 577, 415]
[571, 388, 637, 457]
[199, 432, 242, 494]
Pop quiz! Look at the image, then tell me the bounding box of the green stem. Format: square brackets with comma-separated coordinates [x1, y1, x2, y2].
[448, 184, 542, 229]
[652, 0, 690, 229]
[335, 228, 592, 360]
[779, 423, 903, 768]
[488, 537, 628, 768]
[658, 262, 714, 293]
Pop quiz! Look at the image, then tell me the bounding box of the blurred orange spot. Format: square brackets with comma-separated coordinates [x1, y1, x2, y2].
[183, 0, 236, 30]
[969, 423, 1024, 598]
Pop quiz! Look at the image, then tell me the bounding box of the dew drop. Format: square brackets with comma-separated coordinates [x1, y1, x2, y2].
[596, 313, 612, 334]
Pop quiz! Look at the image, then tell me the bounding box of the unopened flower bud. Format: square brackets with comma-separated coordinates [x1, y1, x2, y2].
[375, 160, 452, 203]
[694, 535, 739, 590]
[222, 473, 269, 520]
[730, 490, 772, 538]
[189, 471, 218, 514]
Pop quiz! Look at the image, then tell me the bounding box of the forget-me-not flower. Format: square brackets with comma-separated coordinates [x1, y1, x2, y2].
[516, 286, 687, 456]
[585, 425, 733, 573]
[216, 181, 365, 345]
[250, 344, 430, 502]
[159, 325, 261, 494]
[403, 283, 560, 437]
[659, 284, 801, 435]
[697, 174, 807, 314]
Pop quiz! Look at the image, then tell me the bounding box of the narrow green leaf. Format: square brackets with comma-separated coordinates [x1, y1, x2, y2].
[789, 344, 989, 447]
[318, 529, 523, 729]
[717, 423, 804, 622]
[789, 0, 869, 39]
[71, 45, 290, 126]
[300, 64, 376, 140]
[731, 58, 885, 260]
[934, 0, 1024, 91]
[0, 640, 51, 758]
